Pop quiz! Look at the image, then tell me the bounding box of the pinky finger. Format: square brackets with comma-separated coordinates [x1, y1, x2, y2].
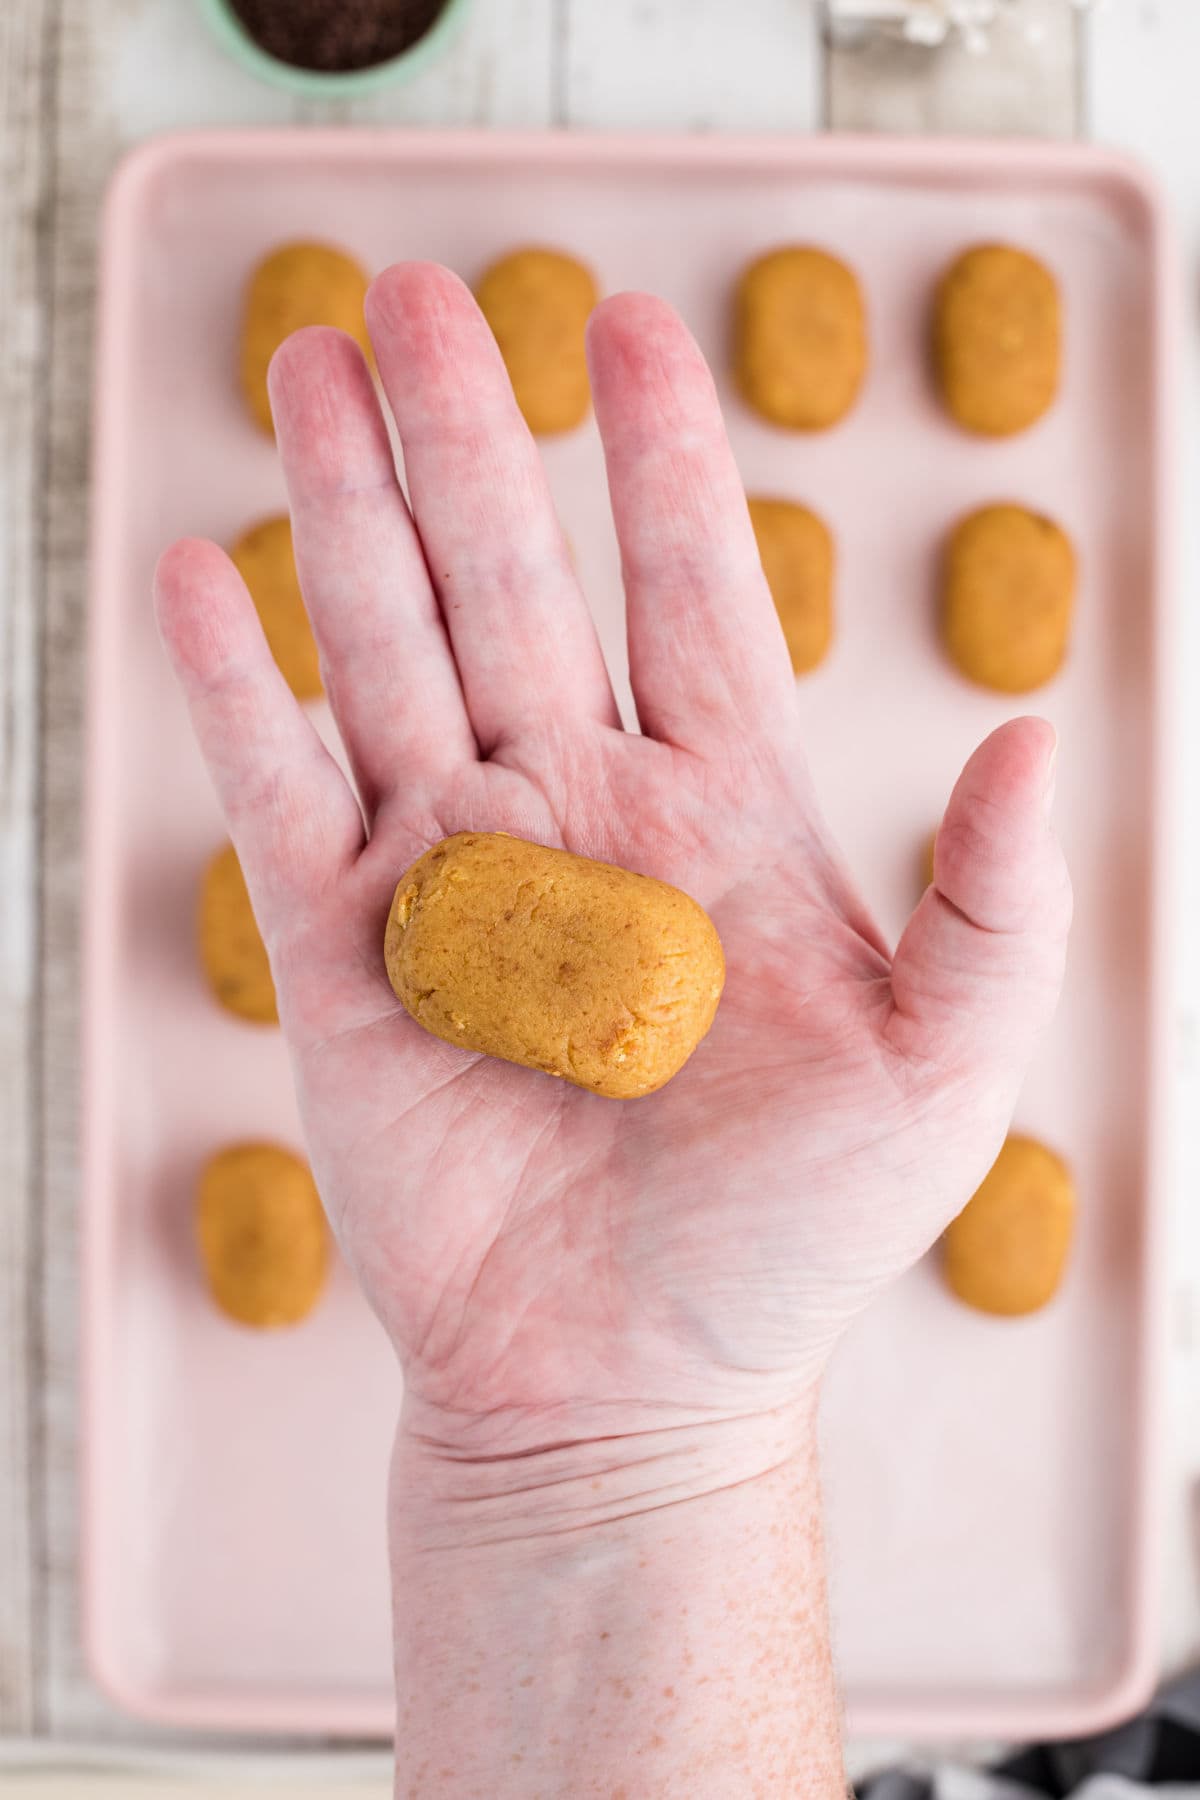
[154, 538, 364, 947]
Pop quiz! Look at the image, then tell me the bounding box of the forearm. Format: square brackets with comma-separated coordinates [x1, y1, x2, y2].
[389, 1399, 843, 1800]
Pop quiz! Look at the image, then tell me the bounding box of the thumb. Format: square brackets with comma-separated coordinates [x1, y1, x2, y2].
[889, 717, 1072, 1070]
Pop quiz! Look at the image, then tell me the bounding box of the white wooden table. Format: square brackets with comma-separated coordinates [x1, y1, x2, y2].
[2, 0, 1199, 1784]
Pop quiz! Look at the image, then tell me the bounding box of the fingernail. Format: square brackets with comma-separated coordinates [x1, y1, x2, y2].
[1042, 733, 1059, 817]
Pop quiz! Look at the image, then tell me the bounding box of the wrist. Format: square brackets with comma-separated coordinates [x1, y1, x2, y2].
[387, 1392, 842, 1799]
[392, 1390, 820, 1548]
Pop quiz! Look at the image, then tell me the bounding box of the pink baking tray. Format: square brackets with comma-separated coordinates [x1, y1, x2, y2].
[82, 130, 1174, 1743]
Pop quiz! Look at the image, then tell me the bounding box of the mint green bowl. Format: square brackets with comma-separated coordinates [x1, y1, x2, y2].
[196, 0, 474, 97]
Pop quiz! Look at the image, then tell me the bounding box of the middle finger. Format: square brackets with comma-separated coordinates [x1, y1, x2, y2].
[365, 261, 619, 758]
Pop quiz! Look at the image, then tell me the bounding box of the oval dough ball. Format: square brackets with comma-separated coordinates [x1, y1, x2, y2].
[748, 497, 834, 675]
[934, 244, 1060, 436]
[197, 1143, 327, 1328]
[240, 241, 372, 435]
[385, 833, 724, 1099]
[229, 514, 322, 700]
[944, 1133, 1075, 1317]
[734, 247, 866, 430]
[942, 503, 1076, 693]
[198, 843, 278, 1025]
[475, 248, 598, 435]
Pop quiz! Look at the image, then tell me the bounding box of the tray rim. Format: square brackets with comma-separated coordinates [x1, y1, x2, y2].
[80, 124, 1177, 1744]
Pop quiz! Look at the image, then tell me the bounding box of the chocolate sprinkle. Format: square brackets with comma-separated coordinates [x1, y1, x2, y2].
[228, 0, 448, 74]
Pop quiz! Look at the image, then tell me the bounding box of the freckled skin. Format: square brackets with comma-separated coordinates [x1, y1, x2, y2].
[395, 1409, 840, 1798]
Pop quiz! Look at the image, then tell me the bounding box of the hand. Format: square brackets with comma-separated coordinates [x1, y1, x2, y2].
[157, 264, 1070, 1797]
[156, 263, 1070, 1451]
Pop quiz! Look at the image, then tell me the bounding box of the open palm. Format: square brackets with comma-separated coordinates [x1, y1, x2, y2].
[156, 265, 1070, 1457]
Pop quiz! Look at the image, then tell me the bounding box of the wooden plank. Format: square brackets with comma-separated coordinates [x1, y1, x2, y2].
[0, 0, 52, 1737]
[37, 0, 115, 1738]
[0, 1739, 392, 1787]
[350, 0, 556, 127]
[827, 0, 1080, 137]
[0, 1776, 386, 1799]
[34, 0, 557, 1741]
[564, 0, 820, 131]
[1085, 0, 1200, 1677]
[101, 0, 554, 136]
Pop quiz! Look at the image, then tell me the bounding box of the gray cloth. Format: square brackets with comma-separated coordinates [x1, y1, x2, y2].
[858, 1671, 1200, 1799]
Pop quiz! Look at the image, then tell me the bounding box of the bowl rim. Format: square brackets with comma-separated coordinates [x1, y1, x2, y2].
[194, 0, 475, 97]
